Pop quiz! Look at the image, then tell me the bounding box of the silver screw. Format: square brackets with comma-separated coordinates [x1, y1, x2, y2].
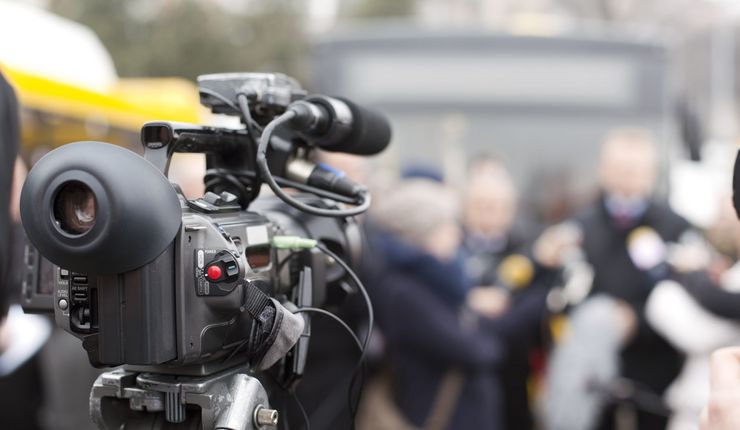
[254, 406, 279, 427]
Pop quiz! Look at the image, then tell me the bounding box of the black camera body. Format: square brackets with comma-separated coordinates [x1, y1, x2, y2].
[21, 136, 357, 375]
[19, 73, 387, 379]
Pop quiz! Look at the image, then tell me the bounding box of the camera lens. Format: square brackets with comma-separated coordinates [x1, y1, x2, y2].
[53, 181, 97, 235]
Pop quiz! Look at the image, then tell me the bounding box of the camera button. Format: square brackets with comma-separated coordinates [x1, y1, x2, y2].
[206, 265, 223, 280]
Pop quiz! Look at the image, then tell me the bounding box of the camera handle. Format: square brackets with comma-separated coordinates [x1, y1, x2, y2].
[90, 364, 279, 430]
[139, 122, 254, 178]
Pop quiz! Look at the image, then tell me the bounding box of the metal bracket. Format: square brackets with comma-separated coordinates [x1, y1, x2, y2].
[90, 365, 277, 430]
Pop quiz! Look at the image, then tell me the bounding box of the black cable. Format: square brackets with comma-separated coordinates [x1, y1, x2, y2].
[293, 307, 363, 352]
[292, 391, 311, 430]
[261, 369, 302, 430]
[222, 335, 249, 365]
[236, 93, 264, 141]
[277, 253, 300, 278]
[348, 353, 368, 427]
[294, 306, 366, 430]
[256, 111, 372, 217]
[314, 243, 373, 428]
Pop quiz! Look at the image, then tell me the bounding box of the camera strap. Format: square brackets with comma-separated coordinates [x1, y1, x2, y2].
[245, 280, 273, 326]
[242, 280, 306, 370]
[243, 281, 278, 366]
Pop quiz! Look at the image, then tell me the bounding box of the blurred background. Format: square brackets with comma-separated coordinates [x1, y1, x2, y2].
[5, 1, 740, 430]
[2, 0, 740, 225]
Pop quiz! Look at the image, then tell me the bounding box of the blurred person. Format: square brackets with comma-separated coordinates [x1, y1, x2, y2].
[537, 128, 692, 430]
[460, 157, 549, 430]
[363, 178, 505, 430]
[168, 153, 206, 199]
[0, 72, 100, 430]
[646, 280, 740, 430]
[0, 71, 19, 337]
[703, 194, 738, 279]
[461, 157, 520, 288]
[0, 71, 48, 430]
[645, 196, 740, 430]
[700, 347, 740, 430]
[401, 163, 445, 183]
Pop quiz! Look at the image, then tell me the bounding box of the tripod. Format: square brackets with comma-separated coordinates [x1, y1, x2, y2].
[90, 364, 278, 430]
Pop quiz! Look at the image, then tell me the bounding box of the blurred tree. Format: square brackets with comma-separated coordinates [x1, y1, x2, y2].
[556, 0, 717, 26]
[349, 0, 416, 18]
[48, 0, 307, 81]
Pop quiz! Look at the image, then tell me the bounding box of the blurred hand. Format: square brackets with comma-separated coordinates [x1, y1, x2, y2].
[701, 348, 740, 430]
[668, 242, 711, 273]
[10, 157, 27, 223]
[614, 300, 637, 345]
[533, 223, 582, 268]
[0, 318, 8, 354]
[467, 287, 510, 318]
[708, 256, 732, 285]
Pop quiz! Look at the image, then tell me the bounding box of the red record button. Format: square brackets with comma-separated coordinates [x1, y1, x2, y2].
[206, 265, 223, 280]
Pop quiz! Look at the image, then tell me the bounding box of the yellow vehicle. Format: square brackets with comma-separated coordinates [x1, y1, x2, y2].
[0, 1, 203, 159]
[4, 66, 202, 157]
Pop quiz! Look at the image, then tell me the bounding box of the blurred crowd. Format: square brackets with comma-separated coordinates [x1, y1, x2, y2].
[3, 71, 740, 430]
[295, 127, 740, 430]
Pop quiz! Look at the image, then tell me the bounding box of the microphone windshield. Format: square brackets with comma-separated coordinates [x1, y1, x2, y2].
[335, 98, 391, 155]
[497, 254, 534, 290]
[287, 96, 391, 156]
[626, 226, 666, 270]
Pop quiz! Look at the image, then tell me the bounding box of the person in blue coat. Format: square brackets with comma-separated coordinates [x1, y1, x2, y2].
[369, 178, 506, 430]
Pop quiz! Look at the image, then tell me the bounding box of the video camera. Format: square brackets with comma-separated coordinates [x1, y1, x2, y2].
[18, 73, 390, 429]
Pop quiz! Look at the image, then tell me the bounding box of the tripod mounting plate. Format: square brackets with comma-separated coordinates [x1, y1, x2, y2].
[90, 365, 276, 430]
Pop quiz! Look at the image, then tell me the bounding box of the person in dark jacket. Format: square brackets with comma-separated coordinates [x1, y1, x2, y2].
[537, 128, 691, 430]
[369, 178, 505, 430]
[0, 70, 47, 430]
[460, 159, 549, 430]
[0, 71, 19, 320]
[0, 72, 99, 430]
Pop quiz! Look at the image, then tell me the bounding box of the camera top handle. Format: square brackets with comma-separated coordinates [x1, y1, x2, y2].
[140, 121, 364, 212]
[141, 121, 271, 207]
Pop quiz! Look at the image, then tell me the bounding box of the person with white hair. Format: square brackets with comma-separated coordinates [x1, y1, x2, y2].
[366, 178, 505, 430]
